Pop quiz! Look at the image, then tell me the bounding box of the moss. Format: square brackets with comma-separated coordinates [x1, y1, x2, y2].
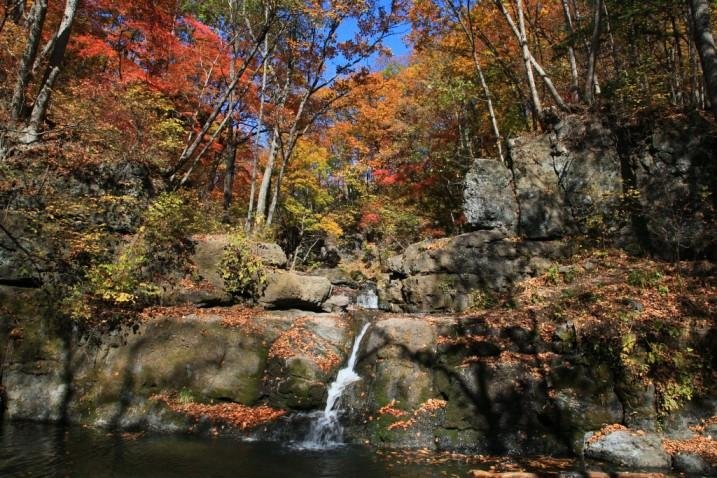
[434, 427, 483, 449]
[442, 400, 474, 430]
[286, 358, 314, 380]
[368, 414, 405, 444]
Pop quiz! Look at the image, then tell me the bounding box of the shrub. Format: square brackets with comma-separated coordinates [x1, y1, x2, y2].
[627, 269, 663, 288]
[62, 192, 203, 331]
[219, 234, 267, 300]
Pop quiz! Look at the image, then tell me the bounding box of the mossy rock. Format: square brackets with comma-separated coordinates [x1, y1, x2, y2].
[368, 359, 433, 409]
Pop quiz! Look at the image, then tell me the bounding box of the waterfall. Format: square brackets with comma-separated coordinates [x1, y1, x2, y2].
[300, 322, 371, 449]
[356, 287, 379, 310]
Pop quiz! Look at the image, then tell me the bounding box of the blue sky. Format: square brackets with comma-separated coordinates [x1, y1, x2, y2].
[334, 1, 412, 71]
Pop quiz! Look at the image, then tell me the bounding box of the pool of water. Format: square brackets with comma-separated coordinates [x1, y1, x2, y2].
[0, 422, 474, 478]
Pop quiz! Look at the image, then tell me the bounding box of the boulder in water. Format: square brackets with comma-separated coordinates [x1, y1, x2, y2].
[584, 430, 672, 469]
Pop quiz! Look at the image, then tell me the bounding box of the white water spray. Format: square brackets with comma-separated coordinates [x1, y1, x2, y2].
[300, 322, 371, 449]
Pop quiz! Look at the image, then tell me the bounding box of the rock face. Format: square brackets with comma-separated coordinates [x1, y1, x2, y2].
[3, 308, 716, 470]
[464, 115, 717, 257]
[339, 314, 717, 461]
[2, 309, 351, 431]
[381, 230, 566, 312]
[463, 159, 518, 232]
[260, 271, 333, 311]
[1, 161, 154, 287]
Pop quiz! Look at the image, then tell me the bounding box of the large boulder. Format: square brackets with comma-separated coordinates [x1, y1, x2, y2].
[181, 235, 289, 305]
[254, 242, 288, 268]
[260, 271, 332, 311]
[584, 431, 672, 469]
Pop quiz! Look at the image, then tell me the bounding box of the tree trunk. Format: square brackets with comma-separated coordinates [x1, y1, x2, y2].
[449, 0, 505, 162]
[21, 67, 58, 144]
[20, 0, 78, 142]
[689, 0, 717, 120]
[254, 127, 280, 226]
[223, 128, 238, 212]
[178, 100, 237, 187]
[514, 0, 543, 119]
[39, 0, 78, 88]
[9, 0, 25, 24]
[266, 147, 287, 227]
[246, 19, 271, 230]
[584, 0, 603, 103]
[472, 50, 504, 163]
[10, 0, 46, 123]
[561, 0, 580, 101]
[169, 24, 270, 182]
[224, 2, 239, 213]
[265, 91, 311, 227]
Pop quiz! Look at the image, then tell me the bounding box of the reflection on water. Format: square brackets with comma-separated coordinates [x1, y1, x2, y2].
[0, 422, 470, 478]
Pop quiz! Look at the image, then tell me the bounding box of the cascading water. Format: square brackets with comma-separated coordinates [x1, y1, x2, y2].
[300, 322, 371, 449]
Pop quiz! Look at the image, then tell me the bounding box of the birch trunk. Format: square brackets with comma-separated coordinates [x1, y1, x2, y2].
[10, 0, 46, 123]
[246, 8, 271, 229]
[584, 0, 603, 103]
[449, 0, 505, 162]
[254, 127, 280, 225]
[561, 0, 580, 101]
[514, 0, 543, 119]
[39, 0, 78, 88]
[20, 0, 78, 142]
[21, 67, 58, 144]
[690, 0, 717, 120]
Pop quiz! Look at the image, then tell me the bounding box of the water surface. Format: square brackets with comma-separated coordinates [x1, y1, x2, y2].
[0, 422, 471, 478]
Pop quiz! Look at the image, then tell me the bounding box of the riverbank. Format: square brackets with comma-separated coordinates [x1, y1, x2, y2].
[1, 249, 715, 474]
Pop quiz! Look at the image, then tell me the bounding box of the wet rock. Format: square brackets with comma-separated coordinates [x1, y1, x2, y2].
[584, 431, 672, 469]
[264, 314, 351, 410]
[673, 452, 717, 475]
[470, 472, 539, 478]
[4, 365, 68, 422]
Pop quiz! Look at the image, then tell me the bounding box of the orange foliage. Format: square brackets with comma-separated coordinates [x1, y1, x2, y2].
[152, 394, 286, 431]
[385, 399, 447, 431]
[268, 317, 343, 374]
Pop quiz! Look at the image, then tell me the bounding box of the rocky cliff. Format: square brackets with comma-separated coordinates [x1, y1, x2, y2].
[463, 114, 717, 256]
